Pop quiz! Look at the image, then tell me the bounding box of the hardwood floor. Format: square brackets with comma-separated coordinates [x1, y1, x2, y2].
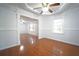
[0, 34, 79, 56]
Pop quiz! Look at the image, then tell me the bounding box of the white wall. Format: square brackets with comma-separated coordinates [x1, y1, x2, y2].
[39, 4, 79, 46]
[0, 5, 19, 50]
[0, 4, 39, 50]
[39, 15, 63, 38]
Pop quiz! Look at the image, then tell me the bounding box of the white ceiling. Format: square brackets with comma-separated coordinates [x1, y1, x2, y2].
[2, 3, 79, 16]
[27, 3, 42, 8]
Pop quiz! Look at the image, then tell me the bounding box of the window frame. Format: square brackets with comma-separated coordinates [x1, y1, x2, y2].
[53, 19, 64, 34]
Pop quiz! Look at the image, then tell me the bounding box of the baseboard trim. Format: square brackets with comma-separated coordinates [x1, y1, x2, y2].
[39, 37, 79, 47]
[0, 43, 20, 50]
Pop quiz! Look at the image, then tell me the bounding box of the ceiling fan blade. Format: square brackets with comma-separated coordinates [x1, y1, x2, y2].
[48, 9, 53, 13]
[33, 7, 42, 10]
[49, 3, 60, 7]
[40, 11, 43, 14]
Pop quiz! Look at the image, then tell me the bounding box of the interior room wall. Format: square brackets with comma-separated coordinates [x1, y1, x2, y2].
[39, 4, 79, 46]
[0, 5, 19, 50]
[0, 4, 39, 50]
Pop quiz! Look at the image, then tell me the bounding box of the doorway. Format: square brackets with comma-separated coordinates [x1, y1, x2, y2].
[18, 15, 38, 46]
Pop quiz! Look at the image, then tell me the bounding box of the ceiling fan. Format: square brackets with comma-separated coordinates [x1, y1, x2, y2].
[33, 3, 60, 14]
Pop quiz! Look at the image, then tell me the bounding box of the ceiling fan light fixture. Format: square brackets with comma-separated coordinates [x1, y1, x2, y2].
[42, 7, 48, 12]
[42, 3, 49, 7]
[26, 3, 65, 15]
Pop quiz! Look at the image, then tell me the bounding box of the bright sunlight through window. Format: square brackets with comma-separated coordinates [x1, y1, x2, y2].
[53, 19, 64, 34]
[29, 23, 35, 32]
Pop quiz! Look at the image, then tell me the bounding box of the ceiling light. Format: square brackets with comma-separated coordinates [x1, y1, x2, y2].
[42, 3, 48, 7]
[42, 7, 48, 12]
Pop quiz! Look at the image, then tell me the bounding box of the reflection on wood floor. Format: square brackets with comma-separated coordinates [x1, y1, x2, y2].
[0, 34, 79, 56]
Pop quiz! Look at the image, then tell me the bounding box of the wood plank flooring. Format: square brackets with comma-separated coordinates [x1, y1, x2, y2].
[0, 34, 79, 56]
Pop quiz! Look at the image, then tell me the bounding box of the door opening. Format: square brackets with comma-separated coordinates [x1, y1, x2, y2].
[18, 15, 38, 46]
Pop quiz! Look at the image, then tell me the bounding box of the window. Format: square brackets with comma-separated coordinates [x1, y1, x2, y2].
[29, 23, 36, 32]
[53, 19, 64, 33]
